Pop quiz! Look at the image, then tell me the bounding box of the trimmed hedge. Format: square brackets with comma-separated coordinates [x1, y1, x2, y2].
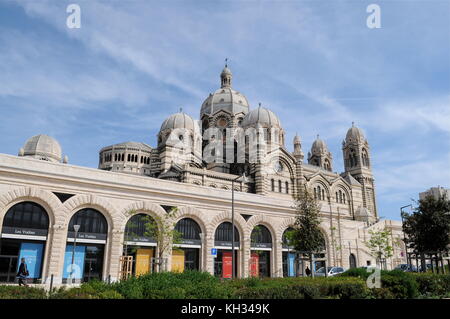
[340, 268, 450, 299]
[230, 276, 369, 299]
[0, 286, 47, 299]
[111, 271, 233, 299]
[0, 270, 448, 299]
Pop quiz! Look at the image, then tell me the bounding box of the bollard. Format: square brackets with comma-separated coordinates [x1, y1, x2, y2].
[49, 274, 54, 294]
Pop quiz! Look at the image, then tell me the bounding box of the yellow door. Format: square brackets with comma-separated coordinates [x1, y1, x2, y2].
[135, 248, 153, 276]
[171, 249, 185, 273]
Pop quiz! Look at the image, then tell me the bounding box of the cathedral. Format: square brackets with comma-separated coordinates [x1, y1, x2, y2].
[0, 64, 405, 285]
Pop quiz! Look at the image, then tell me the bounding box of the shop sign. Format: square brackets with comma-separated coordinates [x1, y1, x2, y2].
[2, 226, 48, 237]
[251, 242, 272, 249]
[125, 236, 157, 244]
[214, 240, 240, 247]
[68, 231, 107, 240]
[180, 239, 201, 245]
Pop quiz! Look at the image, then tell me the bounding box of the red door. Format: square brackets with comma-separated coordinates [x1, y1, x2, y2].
[222, 251, 232, 279]
[250, 253, 259, 277]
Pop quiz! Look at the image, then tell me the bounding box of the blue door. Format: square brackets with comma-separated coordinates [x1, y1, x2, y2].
[17, 242, 44, 279]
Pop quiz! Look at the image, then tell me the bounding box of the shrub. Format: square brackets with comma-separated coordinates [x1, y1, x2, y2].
[0, 286, 47, 299]
[377, 271, 418, 299]
[113, 271, 233, 299]
[231, 277, 367, 299]
[51, 282, 124, 299]
[341, 268, 420, 298]
[412, 273, 450, 298]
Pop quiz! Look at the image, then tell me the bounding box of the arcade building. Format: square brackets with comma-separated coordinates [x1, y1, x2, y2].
[0, 65, 405, 285]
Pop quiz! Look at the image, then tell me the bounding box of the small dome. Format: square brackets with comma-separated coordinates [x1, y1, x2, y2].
[346, 124, 365, 143]
[311, 136, 328, 154]
[241, 106, 281, 128]
[160, 112, 199, 132]
[21, 134, 62, 162]
[294, 134, 301, 144]
[200, 65, 250, 118]
[221, 66, 232, 76]
[200, 87, 250, 118]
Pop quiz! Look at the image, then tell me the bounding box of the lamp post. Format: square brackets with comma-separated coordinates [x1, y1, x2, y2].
[231, 172, 248, 279]
[71, 224, 80, 284]
[400, 204, 412, 267]
[199, 232, 204, 271]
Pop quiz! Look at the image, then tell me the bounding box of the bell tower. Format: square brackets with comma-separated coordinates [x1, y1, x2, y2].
[343, 123, 377, 219]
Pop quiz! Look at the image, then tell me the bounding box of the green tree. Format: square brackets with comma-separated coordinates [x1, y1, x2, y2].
[402, 195, 450, 253]
[291, 187, 326, 277]
[364, 228, 393, 269]
[402, 194, 450, 272]
[125, 207, 182, 273]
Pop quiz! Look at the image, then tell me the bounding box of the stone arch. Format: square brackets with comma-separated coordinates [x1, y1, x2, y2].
[308, 176, 331, 200]
[61, 194, 118, 231]
[172, 206, 209, 237]
[331, 182, 352, 204]
[246, 214, 278, 243]
[208, 210, 248, 242]
[0, 187, 61, 226]
[317, 225, 331, 253]
[118, 201, 166, 232]
[278, 155, 295, 178]
[275, 217, 296, 241]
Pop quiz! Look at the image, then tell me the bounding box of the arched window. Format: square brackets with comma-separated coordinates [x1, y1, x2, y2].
[282, 227, 295, 248]
[271, 179, 275, 192]
[175, 218, 201, 241]
[278, 180, 282, 193]
[322, 189, 325, 201]
[343, 193, 346, 204]
[251, 225, 272, 247]
[335, 192, 338, 203]
[339, 190, 342, 203]
[214, 222, 239, 244]
[2, 201, 49, 231]
[124, 213, 156, 242]
[285, 181, 289, 194]
[349, 253, 357, 268]
[69, 208, 108, 235]
[362, 149, 369, 167]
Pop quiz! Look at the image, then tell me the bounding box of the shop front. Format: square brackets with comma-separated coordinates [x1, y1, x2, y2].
[172, 218, 202, 272]
[282, 227, 301, 277]
[123, 213, 157, 276]
[250, 225, 272, 278]
[0, 202, 49, 283]
[213, 222, 239, 278]
[62, 208, 108, 283]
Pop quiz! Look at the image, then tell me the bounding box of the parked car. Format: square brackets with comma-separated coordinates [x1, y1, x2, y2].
[315, 266, 346, 277]
[358, 265, 380, 272]
[394, 264, 417, 272]
[418, 264, 433, 272]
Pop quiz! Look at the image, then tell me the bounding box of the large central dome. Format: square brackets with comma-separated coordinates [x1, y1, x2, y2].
[200, 65, 250, 119]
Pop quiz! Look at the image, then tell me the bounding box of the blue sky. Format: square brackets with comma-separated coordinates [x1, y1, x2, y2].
[0, 0, 449, 221]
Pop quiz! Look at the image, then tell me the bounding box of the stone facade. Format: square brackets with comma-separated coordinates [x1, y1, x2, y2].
[0, 65, 406, 285]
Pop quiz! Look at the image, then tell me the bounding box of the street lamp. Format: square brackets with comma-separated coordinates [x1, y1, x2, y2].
[199, 232, 204, 271]
[400, 204, 412, 267]
[71, 224, 80, 284]
[231, 172, 248, 279]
